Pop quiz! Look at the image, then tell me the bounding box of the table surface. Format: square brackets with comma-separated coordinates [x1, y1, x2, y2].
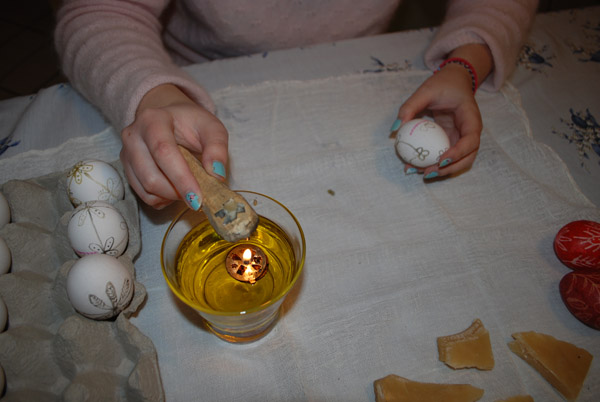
[1, 6, 599, 402]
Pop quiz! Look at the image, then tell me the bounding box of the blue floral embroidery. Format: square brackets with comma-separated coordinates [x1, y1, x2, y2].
[553, 108, 600, 171]
[362, 56, 412, 73]
[518, 43, 554, 72]
[571, 43, 600, 63]
[569, 14, 600, 62]
[0, 135, 20, 156]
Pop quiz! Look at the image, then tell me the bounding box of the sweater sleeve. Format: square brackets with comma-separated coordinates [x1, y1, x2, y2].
[54, 0, 215, 132]
[424, 0, 539, 91]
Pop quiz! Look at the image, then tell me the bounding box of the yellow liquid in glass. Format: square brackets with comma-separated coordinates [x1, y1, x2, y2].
[175, 216, 296, 313]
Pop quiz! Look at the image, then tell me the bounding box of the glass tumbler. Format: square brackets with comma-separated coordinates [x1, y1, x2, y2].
[161, 191, 305, 343]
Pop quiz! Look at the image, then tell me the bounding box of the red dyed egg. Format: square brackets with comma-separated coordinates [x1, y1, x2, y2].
[559, 271, 600, 330]
[553, 220, 600, 271]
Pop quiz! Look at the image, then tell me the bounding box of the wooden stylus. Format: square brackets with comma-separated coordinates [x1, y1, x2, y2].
[179, 145, 259, 242]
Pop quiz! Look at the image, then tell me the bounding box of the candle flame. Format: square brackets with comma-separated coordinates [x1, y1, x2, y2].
[242, 248, 252, 263]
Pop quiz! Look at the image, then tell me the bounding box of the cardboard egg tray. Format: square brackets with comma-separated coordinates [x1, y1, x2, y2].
[0, 162, 164, 401]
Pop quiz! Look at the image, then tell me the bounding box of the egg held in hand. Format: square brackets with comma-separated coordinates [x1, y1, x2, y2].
[66, 159, 125, 207]
[66, 254, 134, 320]
[67, 200, 129, 257]
[554, 220, 600, 271]
[395, 119, 450, 168]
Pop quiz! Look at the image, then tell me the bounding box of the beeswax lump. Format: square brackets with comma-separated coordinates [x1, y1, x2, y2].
[374, 374, 484, 402]
[494, 396, 534, 402]
[508, 331, 592, 401]
[437, 318, 494, 370]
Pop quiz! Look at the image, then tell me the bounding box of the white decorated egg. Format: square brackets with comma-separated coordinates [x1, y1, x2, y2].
[0, 296, 7, 332]
[68, 200, 129, 257]
[0, 236, 11, 275]
[395, 118, 450, 168]
[66, 254, 134, 320]
[0, 191, 10, 228]
[66, 159, 125, 206]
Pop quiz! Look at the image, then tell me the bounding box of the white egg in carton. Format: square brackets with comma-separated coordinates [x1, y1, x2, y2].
[0, 161, 164, 401]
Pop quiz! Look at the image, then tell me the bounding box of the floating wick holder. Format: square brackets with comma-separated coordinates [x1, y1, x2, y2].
[225, 245, 269, 284]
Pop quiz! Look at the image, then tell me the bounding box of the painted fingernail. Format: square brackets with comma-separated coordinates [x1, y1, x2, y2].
[405, 167, 418, 175]
[185, 192, 201, 211]
[424, 171, 439, 180]
[390, 118, 402, 132]
[439, 158, 452, 168]
[212, 161, 226, 178]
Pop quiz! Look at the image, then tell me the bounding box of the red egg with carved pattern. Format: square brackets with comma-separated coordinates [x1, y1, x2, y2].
[559, 271, 600, 330]
[553, 220, 600, 271]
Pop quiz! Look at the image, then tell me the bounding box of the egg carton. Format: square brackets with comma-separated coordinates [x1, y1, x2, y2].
[0, 162, 164, 402]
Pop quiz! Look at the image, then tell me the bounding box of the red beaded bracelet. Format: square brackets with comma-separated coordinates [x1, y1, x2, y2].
[435, 57, 479, 94]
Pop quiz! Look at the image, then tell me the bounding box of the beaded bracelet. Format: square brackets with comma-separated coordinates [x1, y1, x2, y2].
[436, 57, 479, 94]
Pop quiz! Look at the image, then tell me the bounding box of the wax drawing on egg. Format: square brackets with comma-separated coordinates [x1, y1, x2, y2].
[68, 201, 129, 257]
[88, 278, 133, 320]
[78, 203, 126, 256]
[67, 160, 125, 206]
[395, 119, 449, 168]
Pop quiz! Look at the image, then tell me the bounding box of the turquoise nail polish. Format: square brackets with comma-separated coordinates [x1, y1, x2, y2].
[424, 171, 439, 180]
[439, 158, 452, 168]
[185, 192, 201, 211]
[212, 161, 226, 178]
[390, 118, 402, 132]
[405, 167, 418, 175]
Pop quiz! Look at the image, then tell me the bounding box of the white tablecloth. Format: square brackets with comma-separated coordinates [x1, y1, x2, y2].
[1, 6, 599, 402]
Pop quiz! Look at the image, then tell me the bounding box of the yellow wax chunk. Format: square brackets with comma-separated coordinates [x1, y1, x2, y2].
[373, 374, 484, 402]
[494, 395, 534, 402]
[508, 331, 593, 401]
[437, 318, 495, 370]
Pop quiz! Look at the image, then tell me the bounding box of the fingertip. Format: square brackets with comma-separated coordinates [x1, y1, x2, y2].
[211, 160, 226, 179]
[423, 169, 439, 180]
[438, 158, 452, 168]
[184, 191, 202, 211]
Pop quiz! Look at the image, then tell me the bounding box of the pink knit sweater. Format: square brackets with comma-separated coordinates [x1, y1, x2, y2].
[55, 0, 538, 131]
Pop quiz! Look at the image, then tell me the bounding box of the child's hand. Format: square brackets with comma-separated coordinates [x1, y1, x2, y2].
[397, 64, 482, 180]
[395, 44, 493, 180]
[120, 84, 228, 209]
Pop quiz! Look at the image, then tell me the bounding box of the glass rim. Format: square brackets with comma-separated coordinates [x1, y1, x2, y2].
[160, 190, 306, 316]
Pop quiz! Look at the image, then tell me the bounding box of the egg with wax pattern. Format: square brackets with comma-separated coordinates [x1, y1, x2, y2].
[554, 220, 600, 271]
[66, 159, 125, 207]
[67, 200, 129, 258]
[66, 254, 134, 320]
[559, 271, 600, 330]
[394, 118, 450, 168]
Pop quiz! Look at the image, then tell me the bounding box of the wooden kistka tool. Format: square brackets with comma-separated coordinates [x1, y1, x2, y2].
[179, 145, 259, 242]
